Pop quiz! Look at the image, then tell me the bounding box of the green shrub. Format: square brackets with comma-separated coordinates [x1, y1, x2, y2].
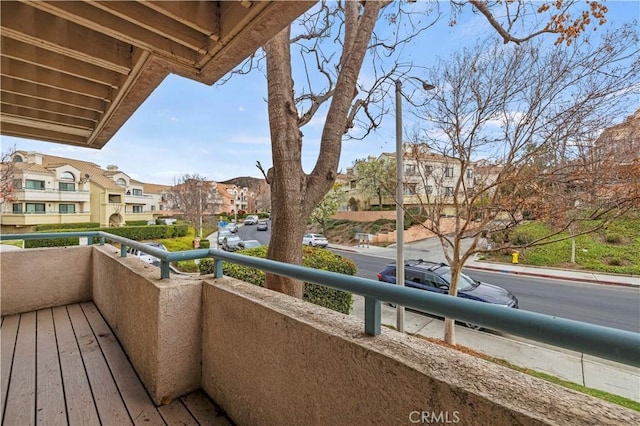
[126, 220, 150, 226]
[36, 222, 99, 231]
[199, 246, 355, 314]
[605, 233, 623, 244]
[25, 237, 80, 248]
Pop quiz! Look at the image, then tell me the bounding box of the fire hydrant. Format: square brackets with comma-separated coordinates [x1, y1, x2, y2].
[512, 251, 519, 264]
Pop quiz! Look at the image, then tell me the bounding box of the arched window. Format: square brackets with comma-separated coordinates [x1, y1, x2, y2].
[60, 171, 75, 181]
[12, 155, 23, 162]
[116, 178, 126, 187]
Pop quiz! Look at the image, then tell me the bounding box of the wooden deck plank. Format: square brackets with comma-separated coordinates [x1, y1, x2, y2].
[1, 314, 20, 424]
[67, 303, 132, 425]
[180, 391, 230, 426]
[36, 308, 66, 425]
[3, 311, 37, 425]
[80, 302, 166, 426]
[158, 399, 199, 426]
[53, 305, 101, 426]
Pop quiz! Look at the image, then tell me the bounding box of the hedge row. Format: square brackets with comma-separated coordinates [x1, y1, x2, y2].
[24, 224, 189, 248]
[198, 245, 354, 314]
[36, 222, 100, 231]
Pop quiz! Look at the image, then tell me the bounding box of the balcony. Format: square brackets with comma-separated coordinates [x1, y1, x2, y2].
[2, 237, 638, 425]
[13, 188, 90, 203]
[0, 212, 91, 226]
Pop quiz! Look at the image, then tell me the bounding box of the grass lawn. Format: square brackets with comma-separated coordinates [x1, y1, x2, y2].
[488, 218, 640, 275]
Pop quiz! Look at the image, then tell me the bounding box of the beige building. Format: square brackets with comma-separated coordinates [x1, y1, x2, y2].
[345, 144, 474, 215]
[1, 151, 167, 232]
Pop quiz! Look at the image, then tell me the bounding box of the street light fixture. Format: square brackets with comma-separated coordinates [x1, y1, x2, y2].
[395, 77, 435, 333]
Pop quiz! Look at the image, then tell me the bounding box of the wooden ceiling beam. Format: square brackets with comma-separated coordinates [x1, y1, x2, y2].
[0, 121, 91, 146]
[1, 77, 107, 113]
[2, 1, 132, 74]
[1, 37, 123, 88]
[1, 57, 113, 100]
[0, 92, 99, 122]
[28, 1, 199, 68]
[1, 104, 96, 130]
[143, 1, 220, 40]
[1, 115, 93, 138]
[91, 1, 211, 52]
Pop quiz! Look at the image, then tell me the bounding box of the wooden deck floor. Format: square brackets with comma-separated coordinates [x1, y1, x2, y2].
[1, 302, 231, 426]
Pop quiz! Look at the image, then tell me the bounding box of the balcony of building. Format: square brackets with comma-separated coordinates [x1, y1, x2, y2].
[0, 211, 92, 227]
[12, 188, 91, 203]
[1, 233, 638, 425]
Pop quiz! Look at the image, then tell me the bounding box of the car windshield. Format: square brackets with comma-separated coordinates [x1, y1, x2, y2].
[437, 268, 477, 291]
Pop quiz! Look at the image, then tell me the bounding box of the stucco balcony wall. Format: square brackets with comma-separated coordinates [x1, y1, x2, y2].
[2, 245, 638, 424]
[1, 246, 92, 315]
[201, 277, 639, 426]
[91, 245, 203, 405]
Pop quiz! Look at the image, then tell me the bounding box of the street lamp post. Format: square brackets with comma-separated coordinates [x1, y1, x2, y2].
[395, 77, 434, 333]
[197, 181, 203, 239]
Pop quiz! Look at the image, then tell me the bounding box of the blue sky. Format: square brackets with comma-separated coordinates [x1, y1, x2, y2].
[2, 1, 638, 185]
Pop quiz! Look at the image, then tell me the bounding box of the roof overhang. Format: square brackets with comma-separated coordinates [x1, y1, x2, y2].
[1, 0, 316, 148]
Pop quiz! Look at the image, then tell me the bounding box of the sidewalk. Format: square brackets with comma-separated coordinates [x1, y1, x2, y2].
[332, 238, 640, 402]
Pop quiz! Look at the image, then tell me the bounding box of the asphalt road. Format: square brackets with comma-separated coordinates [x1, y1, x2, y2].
[234, 225, 640, 333]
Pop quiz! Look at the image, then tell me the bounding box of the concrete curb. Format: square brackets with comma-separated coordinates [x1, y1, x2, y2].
[464, 264, 638, 288]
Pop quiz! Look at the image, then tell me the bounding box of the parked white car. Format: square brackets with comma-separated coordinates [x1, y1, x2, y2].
[244, 215, 259, 225]
[302, 233, 328, 248]
[127, 242, 167, 265]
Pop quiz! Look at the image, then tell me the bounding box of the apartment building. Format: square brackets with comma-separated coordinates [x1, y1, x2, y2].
[345, 144, 474, 215]
[1, 151, 166, 232]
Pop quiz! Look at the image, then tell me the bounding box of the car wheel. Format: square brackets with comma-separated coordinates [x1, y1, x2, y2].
[309, 242, 314, 246]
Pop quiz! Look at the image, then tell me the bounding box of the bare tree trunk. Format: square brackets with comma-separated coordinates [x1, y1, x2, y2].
[264, 27, 306, 298]
[263, 2, 384, 298]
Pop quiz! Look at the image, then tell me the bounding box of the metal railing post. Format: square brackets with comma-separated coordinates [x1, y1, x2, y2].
[364, 296, 381, 336]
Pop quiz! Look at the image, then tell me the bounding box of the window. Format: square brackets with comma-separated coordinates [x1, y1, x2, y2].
[13, 155, 23, 162]
[426, 185, 433, 194]
[151, 205, 156, 211]
[445, 187, 454, 196]
[116, 178, 126, 187]
[25, 179, 45, 190]
[13, 179, 22, 189]
[59, 182, 75, 191]
[59, 204, 76, 214]
[132, 189, 143, 196]
[445, 167, 454, 178]
[403, 183, 417, 195]
[404, 164, 416, 175]
[132, 205, 143, 213]
[60, 171, 74, 181]
[26, 203, 45, 213]
[12, 204, 22, 213]
[424, 165, 433, 174]
[466, 169, 473, 179]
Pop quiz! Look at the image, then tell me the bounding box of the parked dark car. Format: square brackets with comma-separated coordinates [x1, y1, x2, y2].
[377, 259, 519, 329]
[222, 235, 243, 252]
[257, 220, 268, 231]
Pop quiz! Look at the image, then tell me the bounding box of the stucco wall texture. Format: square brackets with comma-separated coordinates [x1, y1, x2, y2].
[201, 278, 640, 426]
[91, 245, 202, 405]
[1, 246, 92, 315]
[3, 245, 639, 424]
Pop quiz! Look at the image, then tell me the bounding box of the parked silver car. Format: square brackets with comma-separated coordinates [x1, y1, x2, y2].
[222, 235, 243, 252]
[302, 233, 328, 248]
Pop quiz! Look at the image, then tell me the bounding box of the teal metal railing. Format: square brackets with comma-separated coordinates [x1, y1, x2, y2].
[2, 231, 639, 367]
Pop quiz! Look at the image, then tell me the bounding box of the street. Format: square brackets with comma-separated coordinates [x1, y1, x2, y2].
[233, 224, 640, 333]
